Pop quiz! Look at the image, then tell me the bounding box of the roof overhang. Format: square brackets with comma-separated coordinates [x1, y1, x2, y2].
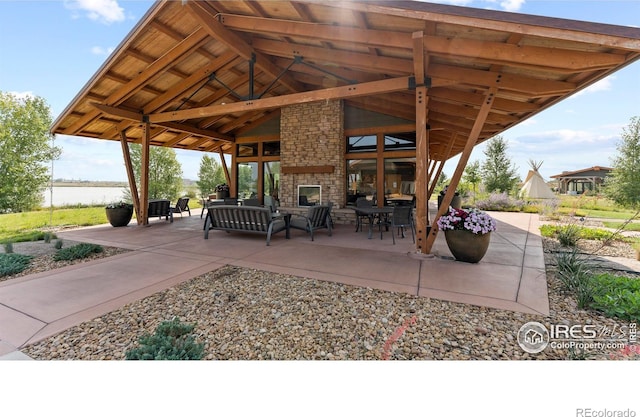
[51, 0, 640, 161]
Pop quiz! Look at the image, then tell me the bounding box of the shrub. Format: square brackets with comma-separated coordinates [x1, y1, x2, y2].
[53, 243, 103, 261]
[43, 233, 52, 243]
[554, 249, 594, 308]
[475, 192, 525, 212]
[0, 253, 32, 277]
[125, 318, 204, 360]
[55, 240, 63, 250]
[540, 224, 620, 246]
[588, 274, 640, 322]
[557, 224, 582, 247]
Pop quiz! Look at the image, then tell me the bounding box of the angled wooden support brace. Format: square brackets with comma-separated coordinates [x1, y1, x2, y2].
[423, 87, 497, 254]
[119, 130, 141, 224]
[427, 133, 456, 199]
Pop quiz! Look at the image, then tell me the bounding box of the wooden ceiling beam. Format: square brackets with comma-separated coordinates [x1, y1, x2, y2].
[429, 101, 518, 125]
[142, 50, 238, 114]
[218, 13, 411, 49]
[186, 1, 305, 93]
[313, 0, 640, 50]
[62, 27, 210, 135]
[91, 103, 234, 143]
[429, 63, 575, 95]
[149, 76, 412, 123]
[220, 14, 624, 70]
[428, 87, 540, 113]
[252, 38, 412, 75]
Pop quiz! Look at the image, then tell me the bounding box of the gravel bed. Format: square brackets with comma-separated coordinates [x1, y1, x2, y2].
[1, 241, 129, 283]
[21, 237, 638, 360]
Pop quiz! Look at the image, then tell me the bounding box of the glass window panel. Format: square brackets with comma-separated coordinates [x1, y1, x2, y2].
[346, 159, 377, 205]
[237, 143, 258, 157]
[263, 161, 280, 205]
[347, 135, 377, 153]
[237, 162, 258, 199]
[263, 141, 280, 156]
[384, 157, 416, 204]
[384, 132, 416, 151]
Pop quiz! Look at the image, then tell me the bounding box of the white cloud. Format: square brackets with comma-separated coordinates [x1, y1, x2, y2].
[572, 76, 615, 97]
[8, 91, 35, 100]
[64, 0, 125, 24]
[499, 0, 525, 12]
[90, 46, 115, 56]
[419, 0, 525, 12]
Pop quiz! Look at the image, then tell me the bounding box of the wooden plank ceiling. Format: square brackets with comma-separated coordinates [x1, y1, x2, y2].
[51, 0, 640, 162]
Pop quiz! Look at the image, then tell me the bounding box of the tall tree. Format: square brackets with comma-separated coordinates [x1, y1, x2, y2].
[481, 135, 519, 193]
[196, 155, 225, 198]
[0, 92, 60, 212]
[128, 144, 183, 201]
[605, 116, 640, 208]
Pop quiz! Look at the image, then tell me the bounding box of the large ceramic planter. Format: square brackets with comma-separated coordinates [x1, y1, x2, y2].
[106, 207, 133, 227]
[444, 230, 491, 263]
[216, 190, 230, 199]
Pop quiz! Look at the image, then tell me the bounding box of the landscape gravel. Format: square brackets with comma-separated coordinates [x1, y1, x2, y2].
[20, 236, 638, 361]
[1, 240, 129, 283]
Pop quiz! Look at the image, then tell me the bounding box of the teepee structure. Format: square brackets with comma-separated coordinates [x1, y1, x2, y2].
[519, 160, 556, 199]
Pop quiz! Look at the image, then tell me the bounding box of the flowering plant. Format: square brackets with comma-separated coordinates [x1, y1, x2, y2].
[215, 183, 230, 192]
[105, 201, 133, 210]
[437, 207, 496, 235]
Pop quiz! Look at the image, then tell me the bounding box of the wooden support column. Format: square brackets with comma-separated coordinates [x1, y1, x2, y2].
[423, 87, 497, 254]
[119, 130, 141, 224]
[413, 31, 431, 253]
[140, 121, 151, 225]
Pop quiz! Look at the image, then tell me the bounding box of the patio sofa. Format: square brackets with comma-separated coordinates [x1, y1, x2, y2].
[204, 205, 289, 246]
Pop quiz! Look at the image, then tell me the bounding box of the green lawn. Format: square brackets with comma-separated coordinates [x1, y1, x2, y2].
[0, 207, 109, 242]
[602, 221, 640, 231]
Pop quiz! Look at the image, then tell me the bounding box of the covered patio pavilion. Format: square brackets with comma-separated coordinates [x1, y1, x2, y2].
[51, 0, 640, 254]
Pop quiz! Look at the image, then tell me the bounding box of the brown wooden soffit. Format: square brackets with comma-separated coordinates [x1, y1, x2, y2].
[281, 165, 335, 174]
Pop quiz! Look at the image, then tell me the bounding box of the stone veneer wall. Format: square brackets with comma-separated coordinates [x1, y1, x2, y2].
[280, 100, 345, 209]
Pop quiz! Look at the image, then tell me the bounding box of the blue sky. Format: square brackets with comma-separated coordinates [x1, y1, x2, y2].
[1, 0, 639, 183]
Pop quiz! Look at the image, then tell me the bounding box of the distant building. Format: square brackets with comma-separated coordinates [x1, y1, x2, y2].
[550, 166, 613, 194]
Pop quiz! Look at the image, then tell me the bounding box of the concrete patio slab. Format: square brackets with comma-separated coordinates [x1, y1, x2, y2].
[0, 207, 550, 359]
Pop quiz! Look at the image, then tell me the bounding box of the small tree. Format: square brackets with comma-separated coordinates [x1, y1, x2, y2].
[0, 92, 61, 212]
[463, 160, 482, 200]
[128, 144, 183, 201]
[435, 171, 448, 191]
[481, 135, 519, 194]
[196, 155, 225, 198]
[605, 116, 640, 209]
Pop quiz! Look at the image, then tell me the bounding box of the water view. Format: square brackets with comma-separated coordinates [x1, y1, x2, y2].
[41, 186, 128, 207]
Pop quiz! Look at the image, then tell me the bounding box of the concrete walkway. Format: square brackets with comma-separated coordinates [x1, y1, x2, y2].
[0, 209, 548, 359]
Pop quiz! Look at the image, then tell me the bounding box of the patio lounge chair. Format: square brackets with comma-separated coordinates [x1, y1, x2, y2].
[148, 199, 172, 223]
[289, 204, 332, 241]
[171, 197, 191, 217]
